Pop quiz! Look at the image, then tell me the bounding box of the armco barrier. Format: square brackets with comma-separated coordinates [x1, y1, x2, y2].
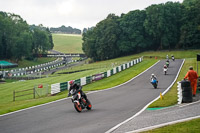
[60, 82, 68, 91]
[7, 59, 63, 77]
[51, 57, 143, 95]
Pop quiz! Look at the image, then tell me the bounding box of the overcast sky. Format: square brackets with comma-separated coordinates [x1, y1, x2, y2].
[0, 0, 183, 30]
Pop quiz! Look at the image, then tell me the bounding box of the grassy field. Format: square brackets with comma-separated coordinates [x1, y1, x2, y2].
[52, 34, 83, 53]
[17, 58, 56, 68]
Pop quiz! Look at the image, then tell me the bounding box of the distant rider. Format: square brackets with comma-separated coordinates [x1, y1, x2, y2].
[171, 55, 175, 61]
[163, 65, 168, 75]
[150, 73, 158, 83]
[166, 60, 169, 67]
[166, 55, 169, 60]
[68, 80, 89, 102]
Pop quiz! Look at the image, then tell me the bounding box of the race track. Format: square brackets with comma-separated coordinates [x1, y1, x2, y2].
[0, 59, 183, 133]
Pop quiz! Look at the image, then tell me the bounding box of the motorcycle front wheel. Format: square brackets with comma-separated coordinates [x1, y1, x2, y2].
[74, 102, 82, 112]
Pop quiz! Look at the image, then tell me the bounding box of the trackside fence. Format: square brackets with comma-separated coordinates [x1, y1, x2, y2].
[13, 88, 35, 101]
[13, 84, 49, 101]
[51, 57, 143, 95]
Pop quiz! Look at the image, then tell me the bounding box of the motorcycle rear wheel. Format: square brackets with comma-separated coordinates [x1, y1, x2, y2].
[153, 83, 157, 89]
[86, 99, 92, 110]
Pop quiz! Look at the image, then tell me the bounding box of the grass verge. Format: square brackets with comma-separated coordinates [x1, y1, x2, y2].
[52, 34, 83, 53]
[142, 118, 200, 133]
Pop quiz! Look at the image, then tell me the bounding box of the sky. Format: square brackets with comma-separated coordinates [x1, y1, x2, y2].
[0, 0, 183, 30]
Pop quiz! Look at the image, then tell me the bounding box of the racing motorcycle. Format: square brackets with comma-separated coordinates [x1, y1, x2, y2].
[172, 56, 175, 61]
[163, 65, 168, 75]
[69, 88, 92, 112]
[151, 79, 158, 89]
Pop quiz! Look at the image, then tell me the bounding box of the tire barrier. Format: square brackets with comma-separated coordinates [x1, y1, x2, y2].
[181, 80, 193, 103]
[51, 57, 143, 95]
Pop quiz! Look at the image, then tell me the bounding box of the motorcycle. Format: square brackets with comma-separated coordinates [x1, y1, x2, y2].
[166, 61, 169, 67]
[69, 88, 92, 112]
[151, 79, 158, 89]
[163, 67, 168, 75]
[172, 56, 175, 61]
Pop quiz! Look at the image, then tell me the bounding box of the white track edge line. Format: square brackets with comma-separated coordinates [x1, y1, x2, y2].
[0, 60, 160, 117]
[105, 59, 185, 133]
[179, 100, 200, 108]
[127, 115, 200, 133]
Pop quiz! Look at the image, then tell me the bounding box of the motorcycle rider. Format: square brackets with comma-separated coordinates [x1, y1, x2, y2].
[150, 73, 158, 83]
[171, 55, 175, 61]
[68, 80, 89, 103]
[150, 74, 158, 88]
[163, 65, 168, 75]
[166, 55, 169, 61]
[166, 60, 169, 67]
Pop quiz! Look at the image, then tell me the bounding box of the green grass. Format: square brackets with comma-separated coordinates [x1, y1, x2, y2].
[52, 34, 83, 53]
[137, 50, 200, 59]
[1, 58, 56, 70]
[142, 118, 200, 133]
[17, 58, 56, 68]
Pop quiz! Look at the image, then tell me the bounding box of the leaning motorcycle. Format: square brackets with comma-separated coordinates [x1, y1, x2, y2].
[151, 79, 158, 89]
[69, 88, 92, 112]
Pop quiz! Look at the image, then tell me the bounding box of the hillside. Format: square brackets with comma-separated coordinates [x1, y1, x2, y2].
[52, 34, 83, 53]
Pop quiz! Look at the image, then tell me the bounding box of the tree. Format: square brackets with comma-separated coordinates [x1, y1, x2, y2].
[82, 29, 98, 61]
[82, 14, 121, 61]
[118, 10, 152, 54]
[12, 31, 32, 61]
[144, 2, 182, 50]
[179, 0, 200, 49]
[32, 28, 51, 54]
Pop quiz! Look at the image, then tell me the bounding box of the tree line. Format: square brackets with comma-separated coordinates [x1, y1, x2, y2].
[0, 12, 54, 62]
[50, 25, 81, 34]
[82, 0, 200, 61]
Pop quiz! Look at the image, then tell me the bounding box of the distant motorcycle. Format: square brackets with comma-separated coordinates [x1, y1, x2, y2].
[166, 61, 169, 67]
[163, 65, 168, 75]
[163, 68, 167, 75]
[69, 88, 92, 112]
[151, 79, 158, 89]
[172, 56, 175, 61]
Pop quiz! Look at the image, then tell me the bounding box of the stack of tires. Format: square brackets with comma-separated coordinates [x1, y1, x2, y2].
[198, 77, 200, 90]
[181, 80, 193, 103]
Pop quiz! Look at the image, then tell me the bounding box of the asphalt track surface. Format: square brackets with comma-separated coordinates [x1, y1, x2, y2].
[0, 59, 183, 133]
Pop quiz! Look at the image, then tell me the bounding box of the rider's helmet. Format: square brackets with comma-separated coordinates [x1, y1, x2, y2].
[69, 80, 74, 86]
[164, 65, 167, 68]
[151, 73, 155, 77]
